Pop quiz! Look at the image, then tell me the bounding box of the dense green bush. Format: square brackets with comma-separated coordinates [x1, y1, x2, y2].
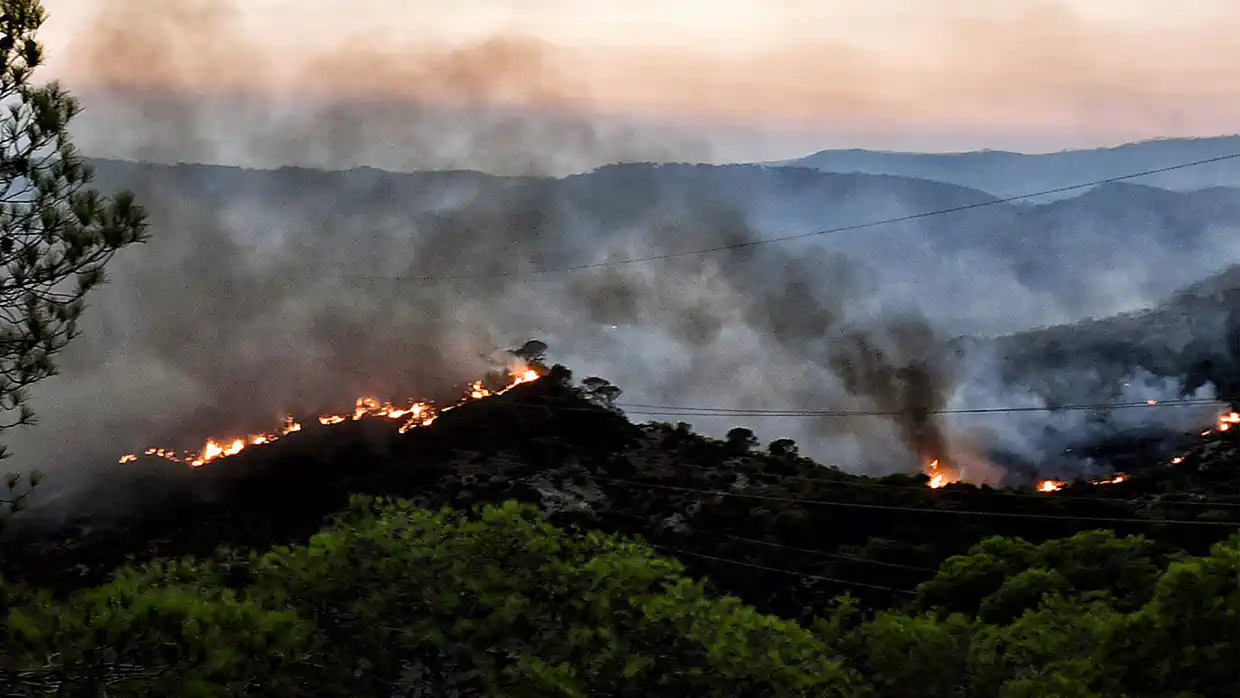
[3, 498, 858, 696]
[821, 531, 1239, 698]
[2, 498, 1236, 697]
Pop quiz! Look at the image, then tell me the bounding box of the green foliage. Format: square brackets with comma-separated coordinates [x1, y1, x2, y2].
[915, 529, 1160, 620]
[244, 497, 857, 696]
[1109, 534, 1240, 697]
[1, 494, 1237, 697]
[823, 532, 1240, 697]
[2, 554, 308, 696]
[0, 0, 148, 461]
[2, 498, 860, 696]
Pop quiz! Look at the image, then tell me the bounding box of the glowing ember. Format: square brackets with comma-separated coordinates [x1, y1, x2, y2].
[120, 367, 541, 468]
[1171, 456, 1184, 464]
[1092, 474, 1127, 486]
[1038, 480, 1065, 492]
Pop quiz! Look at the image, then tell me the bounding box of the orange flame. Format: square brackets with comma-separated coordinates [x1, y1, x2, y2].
[926, 459, 951, 489]
[1038, 480, 1065, 492]
[119, 367, 541, 467]
[1218, 412, 1238, 432]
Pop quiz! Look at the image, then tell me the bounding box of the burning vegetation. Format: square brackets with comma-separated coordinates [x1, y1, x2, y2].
[919, 406, 1239, 494]
[118, 368, 541, 468]
[1016, 409, 1236, 494]
[122, 363, 1232, 498]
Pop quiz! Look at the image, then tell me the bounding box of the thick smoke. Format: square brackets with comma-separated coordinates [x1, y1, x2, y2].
[56, 0, 709, 175]
[2, 0, 1237, 498]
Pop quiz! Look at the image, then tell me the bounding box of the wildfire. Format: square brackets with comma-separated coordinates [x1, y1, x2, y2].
[1033, 473, 1124, 493]
[1219, 412, 1238, 432]
[922, 408, 1230, 495]
[118, 367, 541, 468]
[315, 397, 434, 427]
[925, 459, 951, 489]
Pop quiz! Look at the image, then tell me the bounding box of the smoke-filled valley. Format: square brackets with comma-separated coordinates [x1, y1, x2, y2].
[3, 154, 1237, 496]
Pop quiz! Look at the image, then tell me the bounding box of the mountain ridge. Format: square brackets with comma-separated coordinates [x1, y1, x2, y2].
[775, 135, 1240, 199]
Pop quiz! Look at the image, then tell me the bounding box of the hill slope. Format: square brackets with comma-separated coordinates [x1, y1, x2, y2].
[4, 368, 1236, 623]
[776, 135, 1240, 199]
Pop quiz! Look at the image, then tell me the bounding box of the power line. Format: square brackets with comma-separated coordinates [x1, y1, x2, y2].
[599, 477, 1240, 527]
[307, 350, 1240, 416]
[344, 151, 1240, 282]
[304, 352, 1239, 417]
[614, 395, 1235, 417]
[607, 509, 938, 571]
[693, 530, 938, 572]
[650, 544, 916, 595]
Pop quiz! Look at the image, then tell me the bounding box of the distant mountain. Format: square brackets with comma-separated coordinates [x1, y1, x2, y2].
[81, 157, 1240, 336]
[774, 136, 1240, 200]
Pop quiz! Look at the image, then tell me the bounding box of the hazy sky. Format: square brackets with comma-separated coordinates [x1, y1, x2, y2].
[37, 0, 1240, 161]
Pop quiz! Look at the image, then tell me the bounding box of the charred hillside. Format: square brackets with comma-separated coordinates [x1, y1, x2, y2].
[4, 366, 1236, 622]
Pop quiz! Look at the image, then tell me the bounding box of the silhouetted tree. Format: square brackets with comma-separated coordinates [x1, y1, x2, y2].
[0, 470, 38, 533]
[546, 363, 573, 387]
[511, 339, 548, 365]
[581, 377, 622, 410]
[0, 0, 147, 463]
[724, 427, 759, 456]
[769, 438, 799, 459]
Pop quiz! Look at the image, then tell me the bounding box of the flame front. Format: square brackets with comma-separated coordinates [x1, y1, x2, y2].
[119, 368, 541, 467]
[1038, 480, 1065, 492]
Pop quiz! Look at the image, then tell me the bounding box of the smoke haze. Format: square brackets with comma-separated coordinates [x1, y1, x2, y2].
[41, 0, 1240, 158]
[1, 0, 1237, 495]
[55, 0, 710, 175]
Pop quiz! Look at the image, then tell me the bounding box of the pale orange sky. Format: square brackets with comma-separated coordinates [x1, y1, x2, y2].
[36, 0, 1240, 161]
